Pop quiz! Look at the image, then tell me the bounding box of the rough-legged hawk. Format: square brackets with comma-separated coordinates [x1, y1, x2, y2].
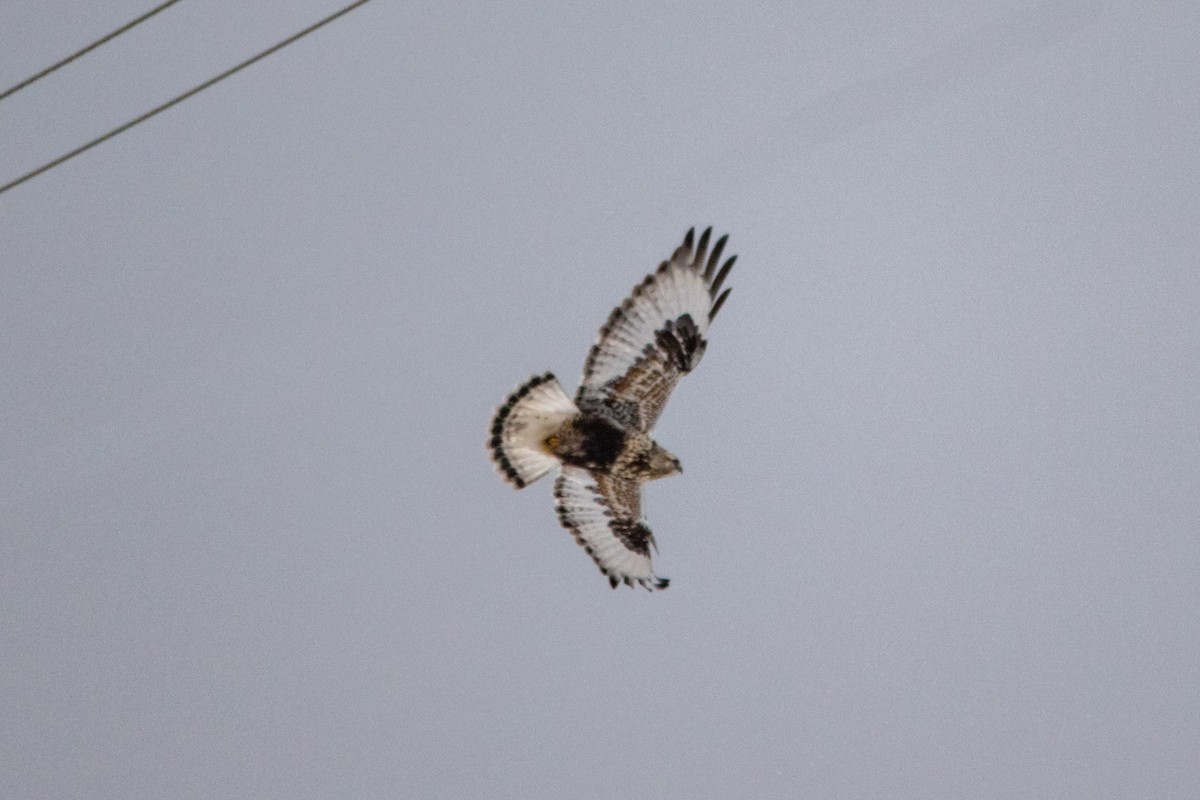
[488, 228, 736, 591]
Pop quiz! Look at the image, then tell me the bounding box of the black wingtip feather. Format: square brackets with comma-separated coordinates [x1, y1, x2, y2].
[709, 288, 732, 322]
[695, 227, 712, 265]
[710, 254, 735, 298]
[705, 234, 728, 280]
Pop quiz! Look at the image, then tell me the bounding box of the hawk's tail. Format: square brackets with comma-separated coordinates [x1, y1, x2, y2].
[488, 372, 578, 489]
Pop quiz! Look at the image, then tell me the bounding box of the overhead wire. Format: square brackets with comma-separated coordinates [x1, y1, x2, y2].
[0, 0, 185, 102]
[0, 0, 375, 197]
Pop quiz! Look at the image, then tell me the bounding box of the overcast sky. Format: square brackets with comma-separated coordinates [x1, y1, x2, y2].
[3, 2, 1198, 798]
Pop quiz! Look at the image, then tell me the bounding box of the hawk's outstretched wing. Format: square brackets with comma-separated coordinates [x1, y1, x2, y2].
[576, 227, 736, 432]
[553, 465, 668, 590]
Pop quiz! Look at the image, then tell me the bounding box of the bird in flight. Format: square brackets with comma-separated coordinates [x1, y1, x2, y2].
[488, 227, 737, 590]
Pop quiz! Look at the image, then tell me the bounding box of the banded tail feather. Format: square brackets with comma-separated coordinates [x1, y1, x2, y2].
[488, 373, 578, 488]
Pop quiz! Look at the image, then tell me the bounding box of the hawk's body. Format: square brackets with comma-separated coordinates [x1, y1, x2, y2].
[488, 228, 736, 590]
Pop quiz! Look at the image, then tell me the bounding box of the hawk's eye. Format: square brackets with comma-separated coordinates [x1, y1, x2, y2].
[545, 435, 560, 448]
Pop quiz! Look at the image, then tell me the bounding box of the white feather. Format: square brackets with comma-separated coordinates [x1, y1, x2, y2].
[488, 374, 577, 488]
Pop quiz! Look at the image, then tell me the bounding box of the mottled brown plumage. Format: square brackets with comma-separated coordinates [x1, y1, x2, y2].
[488, 227, 737, 590]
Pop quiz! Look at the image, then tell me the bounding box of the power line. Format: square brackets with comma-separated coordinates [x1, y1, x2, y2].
[0, 0, 184, 102]
[0, 0, 375, 197]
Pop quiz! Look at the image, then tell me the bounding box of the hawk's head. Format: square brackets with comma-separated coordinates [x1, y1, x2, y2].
[643, 443, 682, 481]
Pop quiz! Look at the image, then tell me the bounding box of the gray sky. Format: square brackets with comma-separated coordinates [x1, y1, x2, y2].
[3, 1, 1198, 797]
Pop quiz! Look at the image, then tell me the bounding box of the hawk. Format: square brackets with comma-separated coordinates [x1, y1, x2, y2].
[487, 227, 737, 590]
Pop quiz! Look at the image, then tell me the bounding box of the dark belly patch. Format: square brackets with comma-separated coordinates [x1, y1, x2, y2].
[562, 416, 626, 471]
